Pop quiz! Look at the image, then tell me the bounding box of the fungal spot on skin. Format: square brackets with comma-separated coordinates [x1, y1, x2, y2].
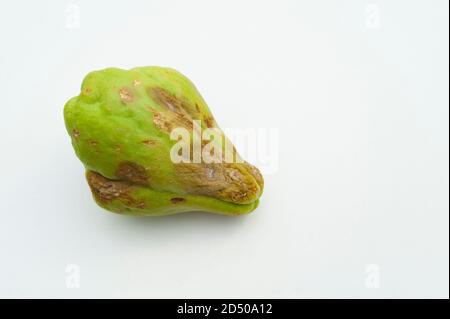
[136, 201, 146, 209]
[142, 139, 157, 147]
[87, 140, 100, 153]
[204, 117, 215, 128]
[170, 197, 185, 204]
[119, 87, 134, 104]
[72, 129, 80, 139]
[116, 161, 149, 185]
[82, 87, 92, 95]
[152, 111, 173, 133]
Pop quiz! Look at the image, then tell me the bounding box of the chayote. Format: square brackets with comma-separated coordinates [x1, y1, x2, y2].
[64, 66, 263, 216]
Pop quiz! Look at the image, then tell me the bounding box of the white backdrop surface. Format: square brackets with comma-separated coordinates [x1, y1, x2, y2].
[0, 0, 448, 298]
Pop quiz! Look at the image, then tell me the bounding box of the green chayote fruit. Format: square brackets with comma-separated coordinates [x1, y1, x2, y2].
[64, 66, 263, 216]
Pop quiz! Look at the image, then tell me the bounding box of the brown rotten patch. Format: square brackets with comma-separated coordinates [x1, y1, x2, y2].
[148, 87, 217, 136]
[116, 161, 149, 185]
[174, 163, 262, 205]
[151, 109, 193, 134]
[147, 87, 204, 120]
[119, 87, 134, 104]
[86, 171, 146, 209]
[86, 171, 130, 202]
[148, 87, 187, 113]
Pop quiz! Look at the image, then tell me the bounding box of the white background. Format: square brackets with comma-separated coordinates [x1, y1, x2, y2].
[0, 0, 448, 298]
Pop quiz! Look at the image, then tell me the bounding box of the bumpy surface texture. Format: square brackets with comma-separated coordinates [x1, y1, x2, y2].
[64, 66, 263, 216]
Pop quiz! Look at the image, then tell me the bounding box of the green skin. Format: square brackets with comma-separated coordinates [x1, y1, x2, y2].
[64, 66, 263, 216]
